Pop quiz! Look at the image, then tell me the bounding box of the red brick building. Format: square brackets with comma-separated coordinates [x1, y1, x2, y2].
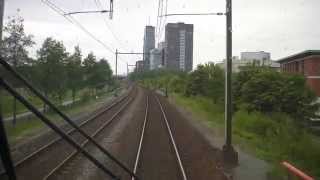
[278, 50, 320, 96]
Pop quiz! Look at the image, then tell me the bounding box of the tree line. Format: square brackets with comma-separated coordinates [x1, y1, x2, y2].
[131, 62, 318, 124]
[0, 13, 114, 124]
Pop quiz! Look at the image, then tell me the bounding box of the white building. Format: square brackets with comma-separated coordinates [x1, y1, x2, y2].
[216, 51, 280, 72]
[150, 48, 162, 70]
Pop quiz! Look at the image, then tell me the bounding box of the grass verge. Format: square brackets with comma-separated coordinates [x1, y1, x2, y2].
[4, 88, 121, 145]
[172, 93, 320, 179]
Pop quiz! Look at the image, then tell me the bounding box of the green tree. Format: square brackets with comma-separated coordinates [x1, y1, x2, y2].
[203, 63, 225, 103]
[1, 12, 35, 66]
[36, 37, 68, 106]
[83, 52, 97, 95]
[185, 64, 209, 97]
[0, 12, 35, 125]
[235, 66, 318, 122]
[66, 45, 83, 103]
[92, 58, 113, 92]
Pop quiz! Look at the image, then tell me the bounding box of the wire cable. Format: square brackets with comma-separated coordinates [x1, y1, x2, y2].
[93, 0, 130, 51]
[42, 0, 129, 70]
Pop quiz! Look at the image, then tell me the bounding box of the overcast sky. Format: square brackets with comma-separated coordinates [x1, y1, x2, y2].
[4, 0, 320, 75]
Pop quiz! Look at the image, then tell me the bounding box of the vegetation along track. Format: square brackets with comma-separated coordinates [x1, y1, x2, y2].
[0, 86, 137, 180]
[133, 91, 187, 180]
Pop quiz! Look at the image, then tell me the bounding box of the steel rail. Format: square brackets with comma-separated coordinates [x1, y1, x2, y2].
[0, 87, 132, 176]
[131, 95, 149, 180]
[0, 59, 136, 177]
[0, 78, 119, 179]
[155, 95, 188, 180]
[44, 96, 136, 180]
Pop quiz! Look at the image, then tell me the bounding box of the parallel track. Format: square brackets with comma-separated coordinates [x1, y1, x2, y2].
[0, 87, 135, 180]
[44, 95, 135, 180]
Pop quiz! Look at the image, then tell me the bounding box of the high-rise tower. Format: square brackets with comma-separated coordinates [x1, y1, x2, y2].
[164, 22, 193, 71]
[143, 26, 155, 70]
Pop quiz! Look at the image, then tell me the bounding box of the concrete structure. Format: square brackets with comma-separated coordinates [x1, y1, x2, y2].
[158, 41, 166, 50]
[164, 22, 193, 72]
[143, 26, 155, 70]
[278, 50, 320, 96]
[241, 51, 271, 65]
[150, 48, 162, 70]
[135, 60, 144, 72]
[216, 51, 280, 72]
[157, 41, 166, 66]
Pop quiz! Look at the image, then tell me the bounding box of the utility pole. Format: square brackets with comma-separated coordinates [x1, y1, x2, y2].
[223, 0, 238, 165]
[127, 63, 129, 76]
[0, 0, 3, 40]
[115, 49, 118, 77]
[115, 51, 147, 76]
[0, 1, 17, 179]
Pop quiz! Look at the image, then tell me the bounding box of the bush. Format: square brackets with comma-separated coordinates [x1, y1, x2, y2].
[81, 90, 91, 103]
[234, 110, 320, 178]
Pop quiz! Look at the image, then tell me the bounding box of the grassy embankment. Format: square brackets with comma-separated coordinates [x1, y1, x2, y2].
[172, 93, 320, 179]
[2, 90, 82, 118]
[4, 88, 122, 144]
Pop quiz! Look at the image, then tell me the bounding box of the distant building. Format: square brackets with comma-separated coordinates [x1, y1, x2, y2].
[135, 60, 144, 72]
[216, 56, 239, 72]
[158, 41, 166, 50]
[277, 50, 320, 96]
[157, 41, 166, 66]
[241, 51, 271, 65]
[216, 52, 280, 72]
[164, 22, 193, 72]
[143, 26, 155, 70]
[150, 48, 162, 70]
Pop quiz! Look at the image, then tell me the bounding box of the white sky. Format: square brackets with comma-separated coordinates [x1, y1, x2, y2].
[4, 0, 320, 75]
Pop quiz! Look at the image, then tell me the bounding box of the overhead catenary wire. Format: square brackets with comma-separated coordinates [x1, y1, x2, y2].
[42, 0, 128, 73]
[155, 0, 161, 40]
[156, 0, 168, 44]
[157, 0, 163, 42]
[93, 0, 130, 51]
[156, 0, 163, 44]
[43, 0, 115, 55]
[158, 0, 168, 43]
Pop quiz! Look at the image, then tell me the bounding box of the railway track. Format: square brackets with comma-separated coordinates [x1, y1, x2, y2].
[0, 87, 136, 180]
[133, 92, 187, 180]
[45, 94, 135, 180]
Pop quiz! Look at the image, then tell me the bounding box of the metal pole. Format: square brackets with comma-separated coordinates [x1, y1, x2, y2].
[225, 0, 232, 148]
[0, 0, 4, 41]
[115, 49, 118, 77]
[0, 6, 15, 179]
[127, 62, 129, 76]
[223, 0, 238, 165]
[0, 83, 17, 180]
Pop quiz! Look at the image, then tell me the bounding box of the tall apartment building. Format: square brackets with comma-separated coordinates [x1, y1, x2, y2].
[143, 26, 155, 70]
[164, 22, 193, 71]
